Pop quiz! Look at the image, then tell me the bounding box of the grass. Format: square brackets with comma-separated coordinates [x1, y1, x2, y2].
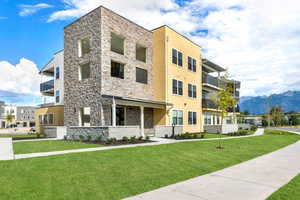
[0, 133, 299, 200]
[267, 173, 300, 200]
[13, 140, 102, 154]
[202, 133, 229, 138]
[0, 134, 40, 139]
[264, 129, 298, 135]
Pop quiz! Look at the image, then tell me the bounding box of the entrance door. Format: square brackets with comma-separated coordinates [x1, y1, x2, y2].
[116, 107, 125, 126]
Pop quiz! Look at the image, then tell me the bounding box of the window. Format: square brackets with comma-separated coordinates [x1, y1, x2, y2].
[48, 114, 54, 125]
[136, 44, 146, 62]
[39, 115, 43, 124]
[80, 107, 91, 127]
[188, 84, 197, 98]
[79, 63, 90, 80]
[111, 61, 124, 79]
[111, 33, 124, 55]
[204, 113, 212, 125]
[56, 67, 60, 79]
[43, 114, 48, 125]
[172, 49, 177, 65]
[55, 90, 60, 103]
[188, 111, 197, 125]
[172, 110, 183, 125]
[172, 48, 183, 66]
[188, 57, 196, 72]
[136, 67, 148, 84]
[172, 79, 183, 95]
[78, 37, 91, 57]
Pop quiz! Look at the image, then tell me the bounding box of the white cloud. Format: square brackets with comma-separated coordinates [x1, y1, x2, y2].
[48, 0, 300, 97]
[19, 3, 53, 17]
[0, 58, 40, 95]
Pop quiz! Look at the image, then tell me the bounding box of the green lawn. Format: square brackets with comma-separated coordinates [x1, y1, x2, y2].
[267, 173, 300, 200]
[13, 140, 102, 154]
[0, 133, 299, 200]
[202, 133, 229, 138]
[0, 134, 40, 139]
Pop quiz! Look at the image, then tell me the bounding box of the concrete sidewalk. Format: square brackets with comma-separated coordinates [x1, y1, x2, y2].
[0, 138, 14, 160]
[14, 129, 264, 160]
[124, 140, 300, 200]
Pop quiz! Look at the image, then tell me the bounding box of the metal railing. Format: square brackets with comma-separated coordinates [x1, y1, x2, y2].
[202, 99, 218, 109]
[40, 80, 54, 92]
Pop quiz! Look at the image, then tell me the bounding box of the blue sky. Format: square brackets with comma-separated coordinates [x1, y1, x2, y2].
[0, 0, 300, 105]
[0, 0, 69, 68]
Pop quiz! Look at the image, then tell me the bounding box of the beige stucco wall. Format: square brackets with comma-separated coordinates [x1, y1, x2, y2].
[153, 26, 203, 133]
[35, 106, 64, 133]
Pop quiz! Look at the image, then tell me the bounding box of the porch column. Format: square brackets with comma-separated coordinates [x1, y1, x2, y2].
[112, 98, 116, 127]
[140, 106, 145, 137]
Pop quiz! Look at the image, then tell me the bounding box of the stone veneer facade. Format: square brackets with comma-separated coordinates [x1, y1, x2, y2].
[64, 6, 154, 127]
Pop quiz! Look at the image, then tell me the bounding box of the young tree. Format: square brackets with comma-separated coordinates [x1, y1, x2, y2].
[5, 114, 14, 128]
[211, 83, 237, 149]
[269, 106, 284, 126]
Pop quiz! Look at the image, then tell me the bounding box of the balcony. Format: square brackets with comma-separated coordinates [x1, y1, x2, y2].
[202, 74, 226, 90]
[202, 99, 218, 109]
[40, 80, 54, 92]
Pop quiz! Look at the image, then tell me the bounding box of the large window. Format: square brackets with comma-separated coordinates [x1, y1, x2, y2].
[55, 67, 60, 79]
[136, 67, 148, 84]
[188, 111, 197, 125]
[172, 79, 183, 95]
[79, 63, 90, 80]
[48, 114, 54, 125]
[55, 90, 60, 103]
[172, 48, 183, 66]
[111, 33, 124, 55]
[172, 110, 183, 125]
[111, 61, 124, 79]
[80, 107, 91, 127]
[188, 84, 197, 98]
[204, 112, 212, 125]
[188, 57, 196, 72]
[78, 37, 91, 57]
[136, 44, 146, 62]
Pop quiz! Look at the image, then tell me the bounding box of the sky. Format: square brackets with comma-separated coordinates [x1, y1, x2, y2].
[0, 0, 300, 105]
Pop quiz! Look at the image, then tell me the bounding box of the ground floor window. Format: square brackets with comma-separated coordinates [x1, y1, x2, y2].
[39, 114, 54, 125]
[79, 107, 91, 126]
[204, 112, 212, 125]
[116, 107, 125, 126]
[188, 111, 197, 125]
[172, 110, 183, 125]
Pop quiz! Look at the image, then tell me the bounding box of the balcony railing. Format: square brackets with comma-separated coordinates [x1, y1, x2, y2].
[202, 74, 227, 88]
[202, 99, 218, 109]
[40, 80, 54, 92]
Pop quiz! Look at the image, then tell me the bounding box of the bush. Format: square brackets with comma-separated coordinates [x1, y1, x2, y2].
[87, 135, 92, 141]
[96, 136, 102, 142]
[250, 125, 258, 132]
[63, 135, 68, 141]
[122, 136, 129, 142]
[79, 135, 85, 141]
[200, 133, 205, 138]
[145, 136, 150, 141]
[138, 136, 143, 141]
[111, 138, 117, 144]
[193, 133, 198, 139]
[164, 134, 169, 138]
[130, 136, 137, 143]
[36, 133, 41, 138]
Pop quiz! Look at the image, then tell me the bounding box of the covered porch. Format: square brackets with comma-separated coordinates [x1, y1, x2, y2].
[105, 95, 169, 137]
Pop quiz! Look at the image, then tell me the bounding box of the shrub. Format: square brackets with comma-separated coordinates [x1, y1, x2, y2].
[36, 133, 41, 138]
[200, 133, 205, 138]
[164, 134, 169, 138]
[96, 136, 102, 142]
[86, 135, 92, 141]
[106, 138, 113, 144]
[122, 136, 129, 142]
[79, 135, 85, 141]
[63, 135, 68, 141]
[111, 138, 117, 144]
[138, 136, 143, 141]
[130, 136, 137, 143]
[193, 134, 198, 139]
[250, 125, 258, 132]
[145, 136, 150, 141]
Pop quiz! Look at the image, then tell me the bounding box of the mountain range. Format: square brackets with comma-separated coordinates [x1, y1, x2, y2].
[239, 91, 300, 114]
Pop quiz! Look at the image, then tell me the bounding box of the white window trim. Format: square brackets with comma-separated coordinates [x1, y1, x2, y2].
[188, 83, 197, 98]
[172, 79, 183, 96]
[170, 109, 184, 125]
[188, 111, 197, 125]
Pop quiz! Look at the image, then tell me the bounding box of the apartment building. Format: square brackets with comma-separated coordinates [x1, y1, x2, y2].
[202, 59, 241, 133]
[40, 6, 241, 138]
[36, 50, 64, 133]
[0, 104, 36, 128]
[152, 26, 203, 133]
